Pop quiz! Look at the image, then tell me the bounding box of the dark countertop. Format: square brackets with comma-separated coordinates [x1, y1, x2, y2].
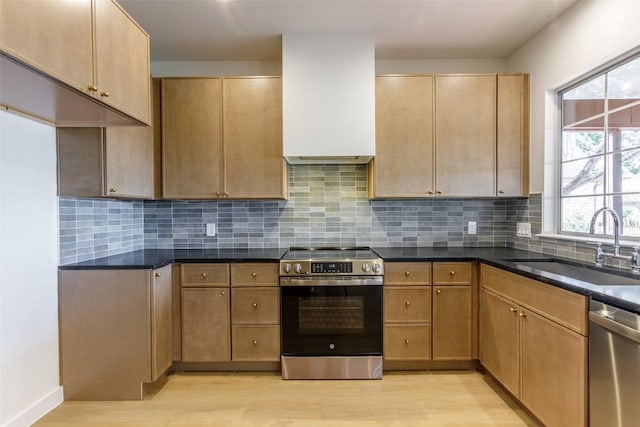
[59, 246, 640, 314]
[372, 246, 640, 315]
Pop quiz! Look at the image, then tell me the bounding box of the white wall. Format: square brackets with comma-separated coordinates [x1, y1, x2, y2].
[376, 58, 507, 74]
[507, 0, 640, 196]
[0, 111, 61, 426]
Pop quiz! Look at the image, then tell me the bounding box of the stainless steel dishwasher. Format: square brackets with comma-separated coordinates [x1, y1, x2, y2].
[589, 300, 640, 427]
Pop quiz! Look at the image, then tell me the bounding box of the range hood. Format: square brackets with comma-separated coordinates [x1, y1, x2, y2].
[282, 34, 375, 164]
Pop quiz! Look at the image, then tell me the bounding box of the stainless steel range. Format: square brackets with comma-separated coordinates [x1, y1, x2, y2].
[279, 247, 384, 380]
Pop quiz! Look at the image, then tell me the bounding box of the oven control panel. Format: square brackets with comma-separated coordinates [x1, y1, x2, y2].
[280, 260, 384, 276]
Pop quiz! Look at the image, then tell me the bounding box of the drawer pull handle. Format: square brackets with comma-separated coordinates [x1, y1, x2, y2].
[88, 85, 98, 92]
[108, 187, 117, 193]
[100, 91, 110, 97]
[155, 272, 161, 277]
[449, 271, 455, 276]
[405, 301, 411, 307]
[253, 339, 258, 345]
[252, 272, 257, 277]
[436, 289, 441, 295]
[221, 291, 226, 296]
[404, 339, 410, 345]
[202, 273, 208, 278]
[510, 307, 518, 313]
[252, 303, 258, 309]
[519, 312, 526, 318]
[405, 271, 411, 276]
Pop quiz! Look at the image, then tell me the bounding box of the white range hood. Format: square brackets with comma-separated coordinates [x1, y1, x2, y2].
[282, 34, 375, 164]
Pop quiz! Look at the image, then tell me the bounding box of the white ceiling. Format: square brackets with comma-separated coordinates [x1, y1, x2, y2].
[119, 0, 579, 62]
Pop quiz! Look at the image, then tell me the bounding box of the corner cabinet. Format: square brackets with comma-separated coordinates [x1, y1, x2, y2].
[58, 264, 173, 400]
[0, 0, 150, 125]
[480, 264, 588, 427]
[369, 73, 529, 199]
[162, 77, 287, 200]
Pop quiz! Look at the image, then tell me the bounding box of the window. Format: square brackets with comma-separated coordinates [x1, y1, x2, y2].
[560, 55, 640, 239]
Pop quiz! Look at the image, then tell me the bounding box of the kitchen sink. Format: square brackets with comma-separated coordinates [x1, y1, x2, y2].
[513, 260, 640, 286]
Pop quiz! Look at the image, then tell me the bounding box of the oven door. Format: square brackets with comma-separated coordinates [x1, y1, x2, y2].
[280, 277, 383, 356]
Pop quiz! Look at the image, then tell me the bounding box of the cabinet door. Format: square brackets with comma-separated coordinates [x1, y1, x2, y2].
[162, 78, 223, 199]
[435, 74, 496, 197]
[0, 0, 93, 94]
[372, 75, 434, 198]
[432, 286, 472, 360]
[94, 0, 150, 123]
[232, 325, 280, 362]
[384, 287, 431, 323]
[384, 325, 431, 361]
[520, 309, 587, 427]
[223, 77, 285, 199]
[480, 290, 520, 397]
[497, 74, 529, 197]
[181, 288, 230, 362]
[151, 265, 173, 381]
[57, 128, 106, 197]
[231, 288, 280, 325]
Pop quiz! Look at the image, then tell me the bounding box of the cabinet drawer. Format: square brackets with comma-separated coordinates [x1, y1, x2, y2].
[384, 287, 431, 323]
[231, 263, 278, 287]
[181, 263, 229, 287]
[231, 288, 279, 325]
[384, 262, 431, 285]
[480, 264, 588, 335]
[384, 325, 431, 361]
[433, 262, 472, 285]
[232, 325, 280, 361]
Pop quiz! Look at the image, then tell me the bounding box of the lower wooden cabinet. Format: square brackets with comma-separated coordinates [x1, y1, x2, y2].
[432, 286, 472, 360]
[181, 287, 230, 362]
[480, 264, 588, 427]
[58, 264, 173, 400]
[232, 325, 280, 361]
[384, 324, 431, 361]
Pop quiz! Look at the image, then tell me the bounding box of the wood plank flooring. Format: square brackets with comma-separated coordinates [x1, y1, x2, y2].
[36, 371, 540, 426]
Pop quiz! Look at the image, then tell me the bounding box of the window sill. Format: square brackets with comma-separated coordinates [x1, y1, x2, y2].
[536, 233, 640, 248]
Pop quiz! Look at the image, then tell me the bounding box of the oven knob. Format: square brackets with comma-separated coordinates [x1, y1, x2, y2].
[373, 263, 381, 273]
[362, 263, 371, 272]
[294, 263, 303, 274]
[283, 263, 292, 273]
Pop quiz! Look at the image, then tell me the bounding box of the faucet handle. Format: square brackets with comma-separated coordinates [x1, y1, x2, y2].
[591, 242, 604, 267]
[631, 247, 640, 275]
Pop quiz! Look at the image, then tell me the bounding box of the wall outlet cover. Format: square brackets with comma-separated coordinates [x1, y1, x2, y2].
[468, 221, 477, 235]
[206, 223, 216, 237]
[516, 222, 531, 238]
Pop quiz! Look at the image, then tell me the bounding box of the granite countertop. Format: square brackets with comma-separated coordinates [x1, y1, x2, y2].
[59, 246, 640, 314]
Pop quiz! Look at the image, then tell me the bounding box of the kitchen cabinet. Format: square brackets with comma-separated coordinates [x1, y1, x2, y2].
[432, 263, 474, 360]
[0, 0, 150, 125]
[480, 265, 587, 427]
[435, 74, 496, 197]
[369, 75, 434, 198]
[497, 74, 530, 197]
[230, 263, 280, 362]
[181, 263, 230, 362]
[58, 264, 173, 400]
[383, 262, 432, 361]
[57, 79, 161, 199]
[371, 73, 529, 198]
[162, 77, 286, 200]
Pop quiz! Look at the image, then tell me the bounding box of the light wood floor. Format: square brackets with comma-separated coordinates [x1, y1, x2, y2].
[36, 371, 540, 426]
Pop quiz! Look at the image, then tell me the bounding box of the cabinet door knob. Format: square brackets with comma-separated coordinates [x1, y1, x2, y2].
[498, 190, 505, 194]
[404, 339, 410, 345]
[405, 301, 411, 307]
[223, 192, 229, 197]
[519, 312, 526, 318]
[155, 272, 161, 277]
[253, 339, 258, 345]
[252, 272, 257, 277]
[436, 190, 443, 195]
[88, 85, 98, 92]
[216, 192, 221, 197]
[221, 290, 226, 296]
[109, 188, 117, 193]
[427, 190, 434, 195]
[436, 289, 441, 295]
[252, 303, 258, 309]
[202, 272, 208, 278]
[510, 307, 518, 313]
[405, 271, 411, 276]
[449, 271, 455, 276]
[100, 91, 110, 97]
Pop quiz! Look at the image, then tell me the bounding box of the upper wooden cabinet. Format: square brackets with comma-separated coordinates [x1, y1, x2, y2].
[370, 73, 529, 199]
[162, 77, 287, 200]
[370, 75, 434, 198]
[497, 74, 530, 197]
[57, 79, 161, 199]
[0, 0, 150, 125]
[435, 74, 497, 197]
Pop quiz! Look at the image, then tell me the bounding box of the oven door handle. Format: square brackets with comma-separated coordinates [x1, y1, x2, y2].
[280, 277, 383, 286]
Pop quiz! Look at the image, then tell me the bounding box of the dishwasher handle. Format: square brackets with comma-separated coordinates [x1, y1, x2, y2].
[589, 311, 640, 344]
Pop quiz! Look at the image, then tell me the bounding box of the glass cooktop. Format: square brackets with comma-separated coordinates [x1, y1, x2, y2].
[282, 247, 380, 261]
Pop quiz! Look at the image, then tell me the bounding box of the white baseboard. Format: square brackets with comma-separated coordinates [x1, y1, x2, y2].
[2, 386, 63, 427]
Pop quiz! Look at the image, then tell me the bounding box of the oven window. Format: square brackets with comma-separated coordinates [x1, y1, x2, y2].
[298, 296, 365, 334]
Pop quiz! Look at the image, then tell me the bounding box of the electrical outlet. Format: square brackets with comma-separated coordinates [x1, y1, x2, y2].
[468, 221, 477, 235]
[206, 223, 216, 237]
[516, 222, 531, 238]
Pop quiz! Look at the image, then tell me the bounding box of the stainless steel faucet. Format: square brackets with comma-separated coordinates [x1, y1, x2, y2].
[589, 207, 621, 256]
